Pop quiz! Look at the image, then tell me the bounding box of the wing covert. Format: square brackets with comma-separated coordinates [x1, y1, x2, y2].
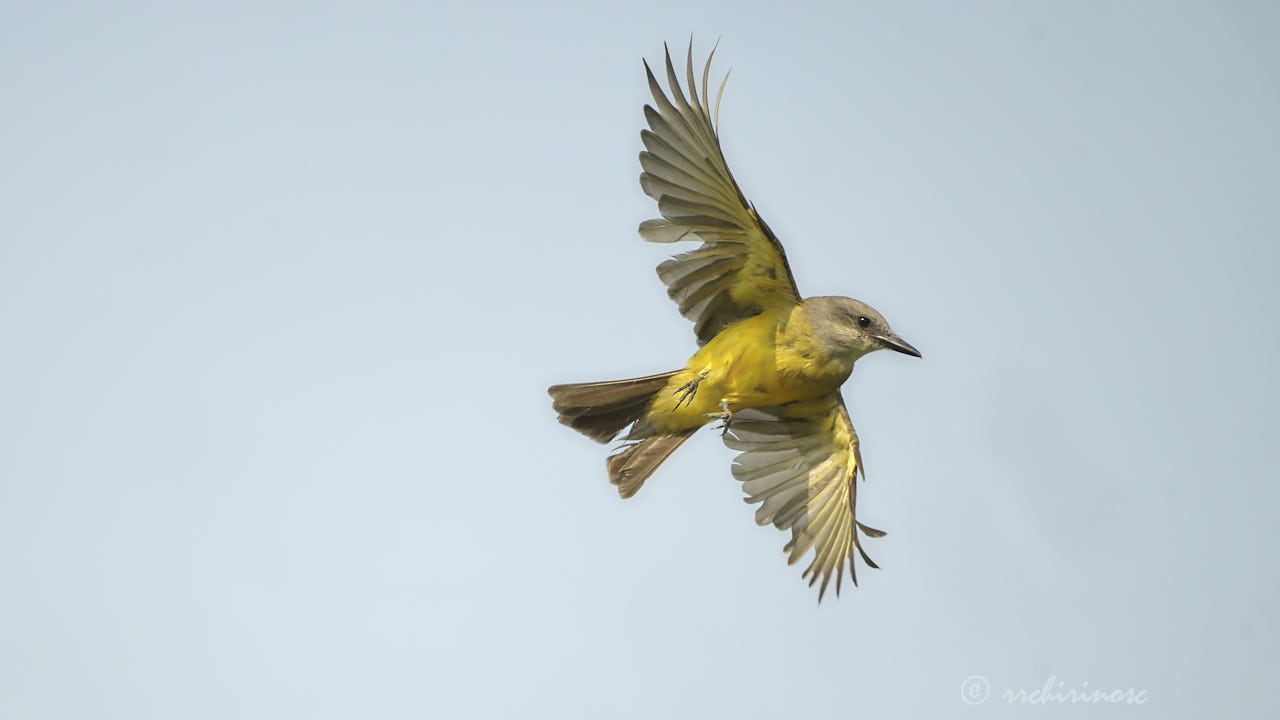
[639, 43, 801, 344]
[723, 392, 886, 600]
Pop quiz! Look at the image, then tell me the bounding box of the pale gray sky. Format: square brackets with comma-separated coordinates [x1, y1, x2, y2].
[2, 1, 1278, 718]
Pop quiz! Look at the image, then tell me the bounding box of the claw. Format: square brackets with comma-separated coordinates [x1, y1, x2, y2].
[706, 400, 734, 436]
[672, 371, 707, 411]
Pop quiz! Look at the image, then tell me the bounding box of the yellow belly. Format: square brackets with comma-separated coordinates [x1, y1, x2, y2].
[645, 306, 852, 433]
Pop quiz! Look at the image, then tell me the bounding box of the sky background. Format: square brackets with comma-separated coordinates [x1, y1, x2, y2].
[2, 1, 1278, 718]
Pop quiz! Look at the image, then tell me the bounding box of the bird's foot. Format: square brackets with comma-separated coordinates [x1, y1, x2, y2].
[706, 401, 734, 436]
[672, 371, 708, 410]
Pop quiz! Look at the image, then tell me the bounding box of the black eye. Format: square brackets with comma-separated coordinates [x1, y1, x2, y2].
[857, 316, 871, 329]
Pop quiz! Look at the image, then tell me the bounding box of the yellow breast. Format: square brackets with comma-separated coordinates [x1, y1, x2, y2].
[646, 306, 854, 432]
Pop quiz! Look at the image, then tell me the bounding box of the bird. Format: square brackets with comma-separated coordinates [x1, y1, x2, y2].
[548, 42, 920, 600]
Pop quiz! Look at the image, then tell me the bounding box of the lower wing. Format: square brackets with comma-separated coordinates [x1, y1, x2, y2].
[723, 392, 886, 600]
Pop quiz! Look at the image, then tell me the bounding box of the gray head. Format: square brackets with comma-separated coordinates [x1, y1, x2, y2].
[803, 296, 922, 361]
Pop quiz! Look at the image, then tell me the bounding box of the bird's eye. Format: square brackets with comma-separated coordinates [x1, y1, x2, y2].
[857, 316, 871, 329]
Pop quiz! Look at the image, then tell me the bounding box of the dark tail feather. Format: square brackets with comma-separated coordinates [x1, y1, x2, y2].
[606, 430, 696, 498]
[549, 371, 694, 497]
[548, 371, 680, 443]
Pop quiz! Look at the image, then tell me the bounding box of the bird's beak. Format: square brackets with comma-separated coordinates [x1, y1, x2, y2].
[876, 334, 922, 358]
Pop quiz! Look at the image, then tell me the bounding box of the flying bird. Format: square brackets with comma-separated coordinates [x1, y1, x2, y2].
[548, 43, 920, 599]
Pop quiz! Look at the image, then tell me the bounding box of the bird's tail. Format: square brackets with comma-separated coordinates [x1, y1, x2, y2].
[548, 371, 695, 498]
[548, 371, 680, 443]
[604, 430, 695, 498]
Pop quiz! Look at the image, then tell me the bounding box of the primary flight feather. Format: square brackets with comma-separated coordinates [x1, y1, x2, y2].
[549, 42, 920, 600]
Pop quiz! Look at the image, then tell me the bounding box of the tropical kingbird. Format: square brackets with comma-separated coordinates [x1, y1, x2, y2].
[549, 43, 920, 599]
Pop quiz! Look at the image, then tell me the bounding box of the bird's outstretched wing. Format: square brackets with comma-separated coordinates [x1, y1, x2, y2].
[639, 43, 801, 345]
[723, 393, 885, 600]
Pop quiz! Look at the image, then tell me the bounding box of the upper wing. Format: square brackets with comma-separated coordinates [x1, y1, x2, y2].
[723, 392, 886, 601]
[639, 43, 801, 345]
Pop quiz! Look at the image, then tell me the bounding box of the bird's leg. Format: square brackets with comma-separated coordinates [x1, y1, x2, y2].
[672, 371, 707, 411]
[706, 400, 734, 436]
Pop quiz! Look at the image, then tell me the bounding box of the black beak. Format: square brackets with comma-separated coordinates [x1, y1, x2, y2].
[876, 334, 922, 358]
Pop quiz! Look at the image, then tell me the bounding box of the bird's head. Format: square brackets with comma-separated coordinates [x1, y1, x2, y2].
[805, 296, 921, 361]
